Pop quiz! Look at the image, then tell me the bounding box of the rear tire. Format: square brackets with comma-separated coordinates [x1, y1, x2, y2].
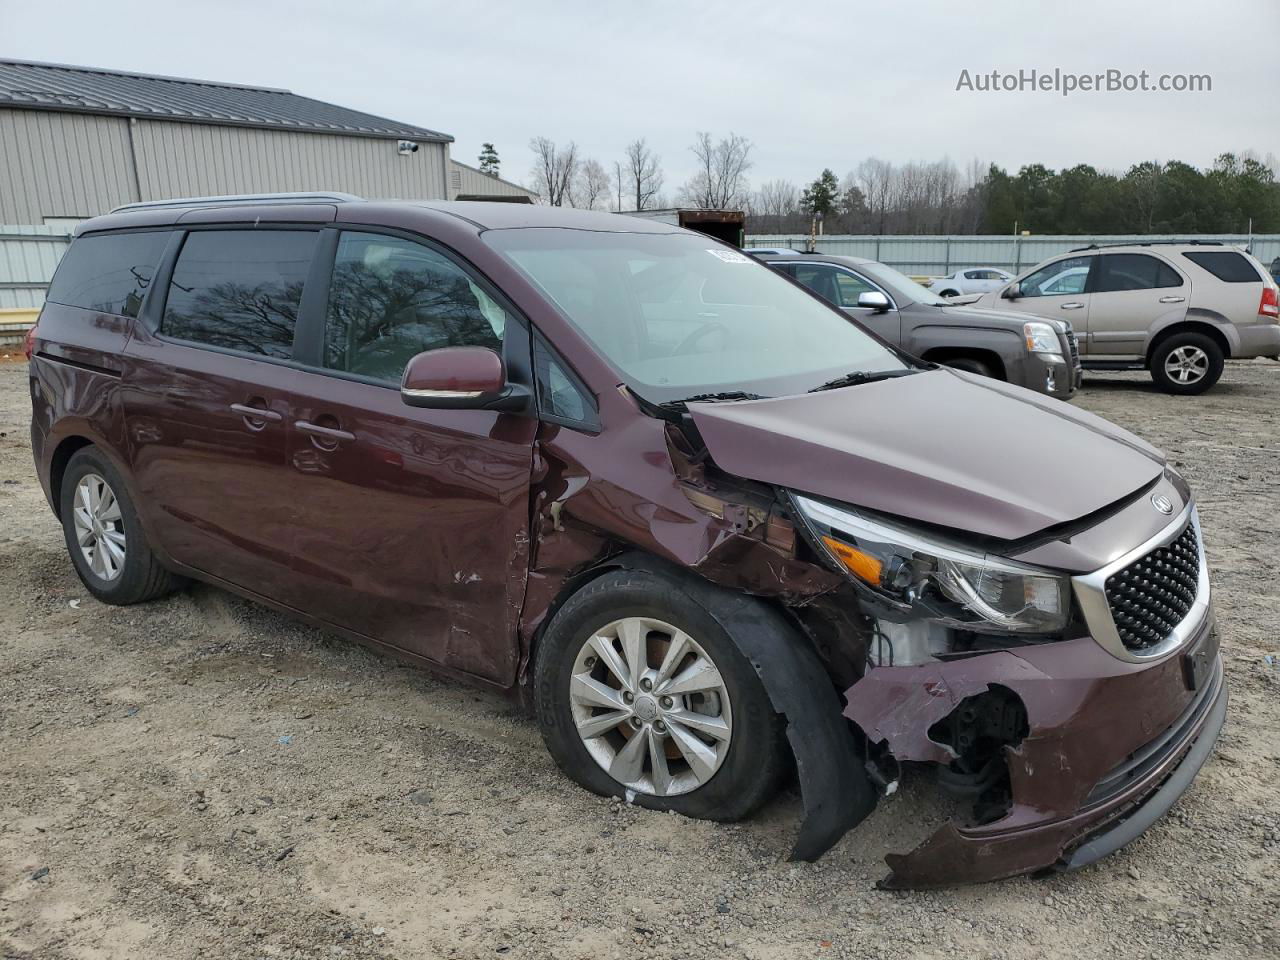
[534, 569, 787, 822]
[1149, 333, 1224, 395]
[59, 447, 186, 605]
[939, 289, 960, 298]
[943, 356, 995, 378]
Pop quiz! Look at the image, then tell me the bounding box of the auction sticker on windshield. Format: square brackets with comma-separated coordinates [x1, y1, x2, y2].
[707, 249, 751, 263]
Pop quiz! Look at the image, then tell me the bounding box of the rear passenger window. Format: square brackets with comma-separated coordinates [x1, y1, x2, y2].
[323, 232, 506, 383]
[1094, 254, 1182, 292]
[1183, 251, 1263, 283]
[163, 230, 316, 360]
[45, 231, 169, 318]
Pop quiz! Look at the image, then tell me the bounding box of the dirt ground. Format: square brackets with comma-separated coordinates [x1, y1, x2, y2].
[2, 357, 1278, 960]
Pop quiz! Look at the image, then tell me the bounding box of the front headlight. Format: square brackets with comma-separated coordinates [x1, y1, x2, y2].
[794, 495, 1070, 634]
[1023, 321, 1063, 357]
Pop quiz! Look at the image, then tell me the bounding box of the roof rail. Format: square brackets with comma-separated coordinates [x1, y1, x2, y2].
[110, 192, 364, 213]
[1069, 239, 1225, 253]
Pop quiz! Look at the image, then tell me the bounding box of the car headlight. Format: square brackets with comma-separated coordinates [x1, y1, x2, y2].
[793, 495, 1070, 633]
[1023, 321, 1063, 357]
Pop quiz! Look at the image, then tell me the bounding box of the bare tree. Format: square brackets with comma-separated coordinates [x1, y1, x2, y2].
[529, 137, 579, 207]
[856, 157, 895, 234]
[755, 179, 798, 219]
[678, 132, 754, 209]
[622, 139, 664, 211]
[575, 158, 611, 210]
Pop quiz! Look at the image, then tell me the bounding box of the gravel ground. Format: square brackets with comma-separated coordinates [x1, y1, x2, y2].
[2, 357, 1278, 960]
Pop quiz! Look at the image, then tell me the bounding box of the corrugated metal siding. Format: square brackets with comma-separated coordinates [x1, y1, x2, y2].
[449, 160, 536, 200]
[746, 234, 1280, 275]
[0, 224, 70, 308]
[133, 120, 449, 202]
[0, 109, 139, 222]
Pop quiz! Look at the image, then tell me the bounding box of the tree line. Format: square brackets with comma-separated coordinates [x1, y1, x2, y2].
[476, 139, 1280, 235]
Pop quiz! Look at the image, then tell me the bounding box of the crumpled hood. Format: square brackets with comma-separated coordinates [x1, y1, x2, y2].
[688, 368, 1165, 541]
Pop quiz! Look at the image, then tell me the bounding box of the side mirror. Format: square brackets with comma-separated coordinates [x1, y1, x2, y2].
[400, 346, 528, 411]
[857, 291, 891, 313]
[1001, 282, 1022, 300]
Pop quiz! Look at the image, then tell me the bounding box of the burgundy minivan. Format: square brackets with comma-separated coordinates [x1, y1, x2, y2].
[28, 195, 1225, 887]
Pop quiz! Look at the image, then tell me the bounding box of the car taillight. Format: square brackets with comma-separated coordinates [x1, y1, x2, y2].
[23, 322, 38, 360]
[1260, 285, 1280, 321]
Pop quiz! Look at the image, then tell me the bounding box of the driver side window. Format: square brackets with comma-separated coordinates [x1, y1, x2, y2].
[323, 231, 506, 384]
[1019, 255, 1093, 298]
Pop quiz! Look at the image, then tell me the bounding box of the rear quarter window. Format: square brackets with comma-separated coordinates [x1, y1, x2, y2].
[45, 231, 170, 318]
[1182, 251, 1263, 283]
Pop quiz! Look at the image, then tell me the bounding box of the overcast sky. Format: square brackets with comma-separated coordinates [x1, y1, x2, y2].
[4, 0, 1278, 196]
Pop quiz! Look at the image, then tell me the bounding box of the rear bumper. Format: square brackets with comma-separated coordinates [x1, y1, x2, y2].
[844, 613, 1225, 888]
[1232, 322, 1280, 358]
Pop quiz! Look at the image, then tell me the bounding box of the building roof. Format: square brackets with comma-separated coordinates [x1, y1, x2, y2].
[449, 158, 538, 197]
[0, 58, 452, 142]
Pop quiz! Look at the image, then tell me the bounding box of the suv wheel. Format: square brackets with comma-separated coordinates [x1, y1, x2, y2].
[534, 569, 787, 821]
[1150, 333, 1224, 395]
[59, 447, 185, 604]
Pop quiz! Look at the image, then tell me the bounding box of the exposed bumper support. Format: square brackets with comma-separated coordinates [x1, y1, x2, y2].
[844, 618, 1225, 888]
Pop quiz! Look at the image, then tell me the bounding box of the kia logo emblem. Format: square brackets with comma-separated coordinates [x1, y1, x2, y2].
[1151, 494, 1174, 515]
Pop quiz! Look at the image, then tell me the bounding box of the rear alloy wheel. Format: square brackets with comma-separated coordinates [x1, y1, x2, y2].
[1150, 333, 1224, 395]
[939, 289, 960, 298]
[71, 473, 127, 581]
[535, 569, 787, 821]
[59, 447, 186, 605]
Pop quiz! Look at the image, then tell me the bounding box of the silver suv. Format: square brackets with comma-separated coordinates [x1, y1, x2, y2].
[967, 241, 1280, 394]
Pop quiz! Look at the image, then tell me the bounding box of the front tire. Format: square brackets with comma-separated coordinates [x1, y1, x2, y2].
[534, 569, 787, 821]
[1149, 333, 1224, 394]
[59, 447, 185, 604]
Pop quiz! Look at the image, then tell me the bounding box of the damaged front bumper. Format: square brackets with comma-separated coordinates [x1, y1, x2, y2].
[844, 611, 1226, 888]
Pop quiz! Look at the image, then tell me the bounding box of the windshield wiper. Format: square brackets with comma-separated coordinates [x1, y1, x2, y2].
[662, 390, 767, 408]
[808, 369, 917, 393]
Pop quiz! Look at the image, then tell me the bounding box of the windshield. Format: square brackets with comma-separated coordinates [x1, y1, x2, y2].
[485, 229, 908, 403]
[851, 260, 951, 307]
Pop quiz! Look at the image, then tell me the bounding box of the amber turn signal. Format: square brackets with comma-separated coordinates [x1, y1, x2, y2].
[820, 535, 883, 586]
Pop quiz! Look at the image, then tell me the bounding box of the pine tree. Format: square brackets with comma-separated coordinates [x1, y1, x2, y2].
[800, 169, 840, 216]
[478, 143, 500, 177]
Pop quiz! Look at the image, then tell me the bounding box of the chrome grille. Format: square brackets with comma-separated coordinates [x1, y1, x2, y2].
[1104, 523, 1200, 651]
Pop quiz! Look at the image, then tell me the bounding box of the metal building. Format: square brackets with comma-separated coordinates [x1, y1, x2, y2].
[448, 159, 537, 203]
[0, 58, 458, 224]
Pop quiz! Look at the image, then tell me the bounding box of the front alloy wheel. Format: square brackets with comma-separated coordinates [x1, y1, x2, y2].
[534, 569, 787, 821]
[569, 616, 733, 797]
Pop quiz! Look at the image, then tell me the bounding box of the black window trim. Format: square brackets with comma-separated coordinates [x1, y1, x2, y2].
[45, 225, 174, 322]
[787, 260, 897, 311]
[1088, 252, 1185, 293]
[144, 222, 326, 368]
[532, 328, 602, 433]
[290, 223, 539, 422]
[1020, 254, 1096, 297]
[1181, 249, 1265, 284]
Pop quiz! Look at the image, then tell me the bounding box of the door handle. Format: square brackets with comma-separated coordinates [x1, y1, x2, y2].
[1159, 296, 1186, 303]
[1060, 302, 1085, 310]
[295, 420, 355, 443]
[230, 402, 282, 423]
